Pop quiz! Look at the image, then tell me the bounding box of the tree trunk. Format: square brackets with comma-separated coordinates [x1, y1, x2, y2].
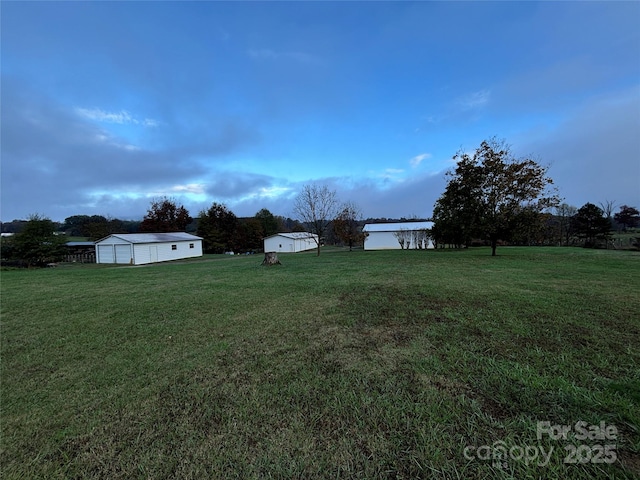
[491, 238, 498, 256]
[261, 251, 281, 266]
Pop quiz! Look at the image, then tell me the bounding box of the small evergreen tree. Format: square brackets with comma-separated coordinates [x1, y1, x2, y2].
[572, 203, 612, 248]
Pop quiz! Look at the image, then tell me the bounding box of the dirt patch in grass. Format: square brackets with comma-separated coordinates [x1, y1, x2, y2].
[304, 323, 415, 379]
[337, 285, 455, 328]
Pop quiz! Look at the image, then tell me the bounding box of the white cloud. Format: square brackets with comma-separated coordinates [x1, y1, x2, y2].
[75, 107, 159, 127]
[170, 183, 206, 194]
[410, 153, 432, 167]
[92, 131, 140, 151]
[256, 186, 292, 198]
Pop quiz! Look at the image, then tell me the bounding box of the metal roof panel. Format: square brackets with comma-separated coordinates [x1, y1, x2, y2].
[96, 232, 202, 244]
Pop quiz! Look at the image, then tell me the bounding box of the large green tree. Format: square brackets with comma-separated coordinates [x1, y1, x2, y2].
[63, 215, 92, 236]
[254, 208, 281, 238]
[572, 203, 612, 248]
[197, 203, 239, 254]
[614, 205, 640, 231]
[139, 197, 191, 233]
[432, 154, 484, 248]
[237, 218, 264, 252]
[7, 214, 67, 267]
[63, 215, 131, 239]
[433, 138, 558, 255]
[63, 215, 106, 237]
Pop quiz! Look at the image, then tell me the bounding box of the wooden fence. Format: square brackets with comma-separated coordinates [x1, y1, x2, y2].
[64, 253, 96, 263]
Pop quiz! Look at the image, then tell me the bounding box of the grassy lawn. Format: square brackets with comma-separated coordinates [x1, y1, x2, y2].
[1, 247, 639, 479]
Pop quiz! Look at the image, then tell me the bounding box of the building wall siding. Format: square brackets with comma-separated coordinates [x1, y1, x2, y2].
[364, 231, 434, 250]
[264, 235, 316, 253]
[365, 231, 402, 250]
[132, 240, 203, 265]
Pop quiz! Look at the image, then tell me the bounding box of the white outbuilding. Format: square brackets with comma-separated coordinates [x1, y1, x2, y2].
[95, 232, 203, 265]
[263, 232, 318, 253]
[363, 221, 434, 250]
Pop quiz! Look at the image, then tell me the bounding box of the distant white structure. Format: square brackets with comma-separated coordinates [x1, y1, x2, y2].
[263, 232, 318, 253]
[95, 232, 203, 265]
[363, 221, 434, 250]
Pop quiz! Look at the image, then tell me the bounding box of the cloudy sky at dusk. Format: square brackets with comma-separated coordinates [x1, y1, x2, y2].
[2, 1, 639, 222]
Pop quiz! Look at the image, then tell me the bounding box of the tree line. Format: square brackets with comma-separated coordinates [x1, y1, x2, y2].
[0, 193, 366, 265]
[3, 136, 639, 266]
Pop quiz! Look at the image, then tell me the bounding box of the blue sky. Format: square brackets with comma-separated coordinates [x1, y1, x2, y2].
[2, 1, 639, 222]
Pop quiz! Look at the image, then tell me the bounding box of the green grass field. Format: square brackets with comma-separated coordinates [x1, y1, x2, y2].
[2, 247, 639, 479]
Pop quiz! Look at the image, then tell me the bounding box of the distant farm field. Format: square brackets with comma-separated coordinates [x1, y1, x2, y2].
[1, 247, 639, 479]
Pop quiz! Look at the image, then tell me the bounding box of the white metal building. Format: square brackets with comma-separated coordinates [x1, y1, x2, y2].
[263, 232, 318, 253]
[95, 233, 203, 265]
[363, 222, 434, 250]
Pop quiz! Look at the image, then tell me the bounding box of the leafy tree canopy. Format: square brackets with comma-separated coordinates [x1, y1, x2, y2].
[433, 138, 559, 255]
[139, 197, 191, 233]
[254, 208, 280, 238]
[614, 205, 640, 231]
[572, 203, 612, 248]
[197, 202, 238, 254]
[6, 214, 67, 266]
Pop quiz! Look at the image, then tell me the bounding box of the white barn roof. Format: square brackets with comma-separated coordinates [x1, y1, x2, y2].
[264, 232, 317, 240]
[363, 221, 433, 232]
[96, 232, 202, 244]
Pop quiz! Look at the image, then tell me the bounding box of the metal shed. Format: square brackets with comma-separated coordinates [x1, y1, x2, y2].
[263, 232, 318, 253]
[363, 221, 434, 250]
[95, 232, 203, 265]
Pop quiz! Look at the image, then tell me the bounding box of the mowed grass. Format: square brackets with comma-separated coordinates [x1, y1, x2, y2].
[1, 247, 639, 479]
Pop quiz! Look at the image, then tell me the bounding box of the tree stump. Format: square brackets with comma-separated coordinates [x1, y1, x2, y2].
[261, 251, 281, 266]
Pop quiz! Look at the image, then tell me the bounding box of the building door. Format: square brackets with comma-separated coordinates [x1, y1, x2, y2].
[115, 244, 132, 264]
[149, 246, 158, 263]
[97, 245, 114, 263]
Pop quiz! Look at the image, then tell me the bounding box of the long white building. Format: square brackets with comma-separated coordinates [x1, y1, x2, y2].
[363, 222, 434, 250]
[95, 232, 203, 265]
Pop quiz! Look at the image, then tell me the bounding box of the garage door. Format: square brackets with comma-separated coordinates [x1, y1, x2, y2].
[115, 244, 132, 264]
[97, 245, 114, 263]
